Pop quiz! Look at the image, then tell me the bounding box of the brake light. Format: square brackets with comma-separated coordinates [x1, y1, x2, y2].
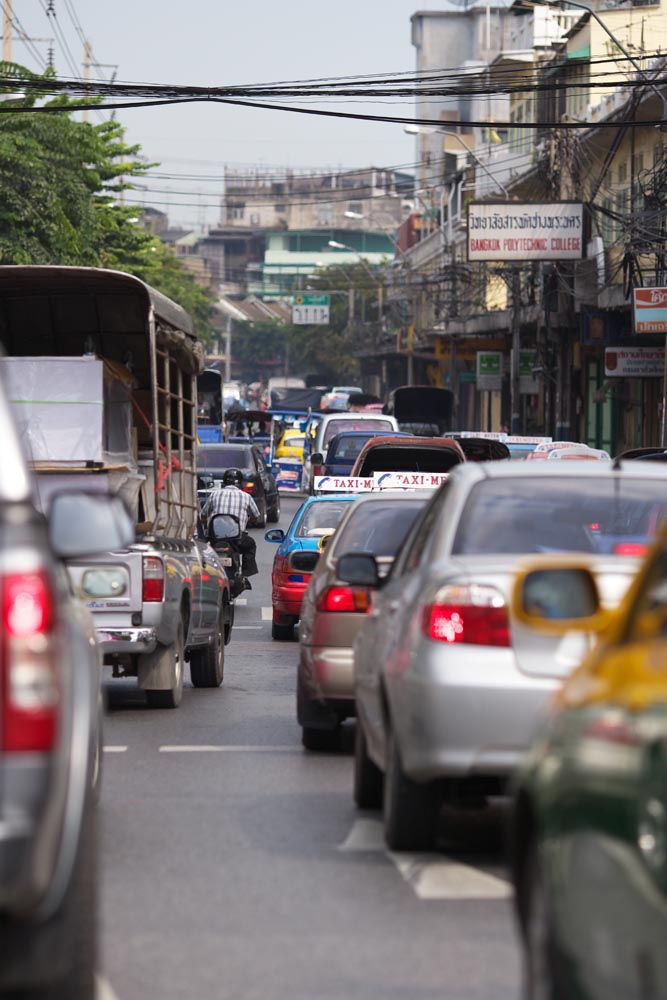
[142, 556, 164, 602]
[243, 481, 255, 494]
[614, 543, 648, 556]
[422, 584, 510, 646]
[313, 465, 323, 477]
[1, 570, 59, 752]
[317, 586, 371, 613]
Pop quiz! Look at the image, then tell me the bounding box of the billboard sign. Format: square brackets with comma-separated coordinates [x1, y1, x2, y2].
[633, 287, 667, 333]
[605, 347, 665, 377]
[468, 202, 584, 261]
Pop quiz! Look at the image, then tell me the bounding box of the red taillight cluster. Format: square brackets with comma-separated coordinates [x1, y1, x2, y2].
[422, 584, 510, 647]
[1, 570, 59, 752]
[312, 465, 323, 478]
[317, 586, 371, 613]
[142, 556, 165, 602]
[243, 481, 255, 494]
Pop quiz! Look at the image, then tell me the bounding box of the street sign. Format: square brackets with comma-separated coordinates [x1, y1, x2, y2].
[518, 350, 539, 394]
[292, 293, 330, 326]
[476, 351, 503, 391]
[633, 287, 667, 333]
[468, 202, 584, 261]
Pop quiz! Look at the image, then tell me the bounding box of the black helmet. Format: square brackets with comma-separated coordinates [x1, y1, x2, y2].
[222, 468, 244, 487]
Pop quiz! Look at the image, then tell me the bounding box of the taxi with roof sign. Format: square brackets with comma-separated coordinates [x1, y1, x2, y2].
[264, 494, 357, 640]
[511, 510, 667, 1000]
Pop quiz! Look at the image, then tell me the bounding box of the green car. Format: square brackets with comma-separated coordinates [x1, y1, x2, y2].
[510, 544, 667, 1000]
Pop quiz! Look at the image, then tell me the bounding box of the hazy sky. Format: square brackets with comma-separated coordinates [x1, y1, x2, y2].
[12, 1, 448, 229]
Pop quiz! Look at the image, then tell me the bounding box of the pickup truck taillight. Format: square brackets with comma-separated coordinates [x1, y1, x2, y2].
[422, 584, 510, 647]
[1, 570, 59, 752]
[142, 556, 164, 602]
[312, 464, 323, 478]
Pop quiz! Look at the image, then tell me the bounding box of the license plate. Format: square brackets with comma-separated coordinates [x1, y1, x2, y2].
[221, 557, 233, 567]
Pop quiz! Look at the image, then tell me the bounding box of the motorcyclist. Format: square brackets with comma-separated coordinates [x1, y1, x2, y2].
[201, 468, 260, 579]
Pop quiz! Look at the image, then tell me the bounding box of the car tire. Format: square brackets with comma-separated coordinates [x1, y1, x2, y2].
[267, 492, 280, 523]
[383, 731, 438, 851]
[271, 620, 294, 641]
[189, 608, 224, 688]
[354, 722, 383, 809]
[13, 802, 97, 1000]
[523, 842, 562, 1000]
[302, 726, 340, 752]
[145, 618, 185, 709]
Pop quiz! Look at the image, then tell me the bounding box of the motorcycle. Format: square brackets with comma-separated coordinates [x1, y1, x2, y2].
[207, 512, 249, 599]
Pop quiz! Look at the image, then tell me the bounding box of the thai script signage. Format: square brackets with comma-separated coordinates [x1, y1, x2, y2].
[633, 287, 667, 333]
[604, 347, 665, 377]
[467, 203, 584, 261]
[476, 351, 503, 391]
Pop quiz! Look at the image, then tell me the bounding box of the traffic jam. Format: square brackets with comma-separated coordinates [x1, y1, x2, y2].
[3, 327, 667, 1000]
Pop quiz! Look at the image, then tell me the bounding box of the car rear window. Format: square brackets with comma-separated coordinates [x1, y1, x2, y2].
[357, 446, 462, 475]
[328, 435, 376, 462]
[296, 501, 352, 537]
[333, 500, 425, 558]
[452, 478, 667, 555]
[322, 419, 394, 447]
[198, 446, 252, 472]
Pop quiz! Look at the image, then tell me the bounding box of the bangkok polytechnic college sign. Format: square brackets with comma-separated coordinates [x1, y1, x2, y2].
[467, 203, 584, 261]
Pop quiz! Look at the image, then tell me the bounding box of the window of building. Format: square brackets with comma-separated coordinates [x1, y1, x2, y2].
[317, 203, 333, 225]
[618, 162, 627, 184]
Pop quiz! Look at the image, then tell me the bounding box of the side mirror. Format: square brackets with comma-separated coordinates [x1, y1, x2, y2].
[209, 513, 241, 542]
[310, 452, 324, 466]
[337, 552, 380, 588]
[265, 528, 285, 543]
[49, 492, 135, 559]
[512, 565, 609, 633]
[198, 473, 215, 491]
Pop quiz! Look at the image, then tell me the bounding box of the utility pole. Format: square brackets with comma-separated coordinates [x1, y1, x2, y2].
[82, 39, 91, 123]
[510, 265, 522, 434]
[3, 0, 11, 62]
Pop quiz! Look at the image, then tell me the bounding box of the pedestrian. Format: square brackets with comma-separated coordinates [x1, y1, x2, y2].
[201, 468, 260, 579]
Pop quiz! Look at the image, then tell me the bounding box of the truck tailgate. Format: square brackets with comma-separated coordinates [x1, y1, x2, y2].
[66, 549, 144, 622]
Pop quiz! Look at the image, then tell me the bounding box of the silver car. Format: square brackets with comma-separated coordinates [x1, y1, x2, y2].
[297, 491, 431, 751]
[350, 461, 667, 851]
[0, 372, 134, 996]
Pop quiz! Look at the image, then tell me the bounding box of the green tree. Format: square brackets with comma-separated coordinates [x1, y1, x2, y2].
[0, 64, 216, 343]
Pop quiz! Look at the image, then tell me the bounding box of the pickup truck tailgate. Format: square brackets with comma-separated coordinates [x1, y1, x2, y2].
[66, 549, 144, 622]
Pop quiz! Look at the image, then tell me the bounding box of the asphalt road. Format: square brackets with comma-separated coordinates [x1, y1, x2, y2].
[99, 495, 522, 1000]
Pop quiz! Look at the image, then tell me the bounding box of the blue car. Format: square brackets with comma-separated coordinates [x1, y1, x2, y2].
[264, 494, 358, 640]
[320, 430, 410, 480]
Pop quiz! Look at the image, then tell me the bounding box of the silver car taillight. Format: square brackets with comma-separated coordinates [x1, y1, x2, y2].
[422, 584, 510, 647]
[1, 570, 60, 752]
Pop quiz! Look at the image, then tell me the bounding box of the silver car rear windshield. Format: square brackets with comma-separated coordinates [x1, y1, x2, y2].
[452, 478, 667, 555]
[335, 500, 425, 557]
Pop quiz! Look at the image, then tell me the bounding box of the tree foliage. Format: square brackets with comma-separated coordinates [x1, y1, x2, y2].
[0, 64, 216, 343]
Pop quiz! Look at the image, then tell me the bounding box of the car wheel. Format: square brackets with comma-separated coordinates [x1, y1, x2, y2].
[271, 618, 294, 641]
[189, 608, 224, 688]
[354, 721, 383, 809]
[268, 494, 280, 523]
[11, 801, 97, 1000]
[145, 618, 185, 709]
[257, 498, 268, 528]
[383, 730, 438, 851]
[523, 842, 562, 1000]
[302, 726, 341, 752]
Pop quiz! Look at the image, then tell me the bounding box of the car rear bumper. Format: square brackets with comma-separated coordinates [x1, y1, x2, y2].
[273, 582, 309, 617]
[300, 645, 355, 700]
[0, 756, 55, 914]
[387, 646, 560, 782]
[96, 626, 157, 655]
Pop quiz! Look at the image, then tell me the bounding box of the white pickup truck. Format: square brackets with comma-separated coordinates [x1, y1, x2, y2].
[0, 266, 233, 708]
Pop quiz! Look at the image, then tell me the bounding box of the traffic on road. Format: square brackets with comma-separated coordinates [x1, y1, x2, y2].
[3, 281, 667, 1000]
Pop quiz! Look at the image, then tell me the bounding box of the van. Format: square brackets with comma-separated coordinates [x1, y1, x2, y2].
[301, 411, 399, 493]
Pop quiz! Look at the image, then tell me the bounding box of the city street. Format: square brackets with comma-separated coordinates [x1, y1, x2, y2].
[99, 495, 521, 1000]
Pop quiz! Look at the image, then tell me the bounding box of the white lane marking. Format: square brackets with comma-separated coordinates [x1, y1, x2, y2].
[234, 598, 248, 606]
[103, 746, 128, 753]
[390, 854, 511, 900]
[338, 817, 385, 852]
[233, 625, 263, 630]
[97, 975, 121, 1000]
[159, 745, 299, 753]
[338, 818, 511, 900]
[261, 606, 273, 620]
